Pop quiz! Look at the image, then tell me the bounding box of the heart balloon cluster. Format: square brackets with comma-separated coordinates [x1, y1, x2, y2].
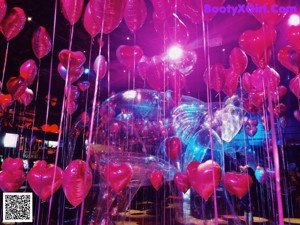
[203, 47, 248, 97]
[0, 59, 37, 111]
[0, 157, 26, 192]
[24, 159, 92, 206]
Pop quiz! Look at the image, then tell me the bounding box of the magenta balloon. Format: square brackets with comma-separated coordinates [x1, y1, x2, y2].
[90, 0, 126, 34]
[6, 76, 28, 100]
[58, 63, 84, 84]
[0, 0, 7, 24]
[17, 88, 34, 106]
[289, 75, 300, 99]
[146, 56, 165, 91]
[58, 49, 86, 68]
[66, 99, 78, 115]
[32, 26, 52, 59]
[66, 85, 80, 100]
[124, 0, 147, 33]
[229, 47, 248, 75]
[116, 45, 144, 70]
[0, 7, 26, 41]
[153, 13, 189, 45]
[151, 0, 174, 21]
[251, 66, 280, 93]
[20, 59, 38, 86]
[77, 80, 90, 92]
[60, 0, 84, 25]
[83, 2, 101, 37]
[93, 55, 107, 79]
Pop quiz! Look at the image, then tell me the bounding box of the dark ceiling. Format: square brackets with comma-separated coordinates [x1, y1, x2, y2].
[0, 0, 300, 143]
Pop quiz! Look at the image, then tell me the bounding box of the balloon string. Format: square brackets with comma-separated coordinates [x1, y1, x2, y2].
[47, 20, 75, 225]
[267, 87, 284, 225]
[0, 41, 9, 93]
[79, 34, 104, 225]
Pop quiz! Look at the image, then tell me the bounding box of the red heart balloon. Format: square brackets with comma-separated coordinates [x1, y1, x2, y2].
[20, 59, 37, 86]
[60, 0, 84, 25]
[165, 136, 182, 161]
[239, 26, 276, 62]
[77, 80, 90, 92]
[66, 85, 80, 100]
[62, 160, 92, 207]
[287, 25, 300, 53]
[58, 49, 86, 69]
[103, 162, 133, 193]
[137, 56, 150, 80]
[0, 170, 26, 192]
[294, 110, 300, 122]
[289, 75, 300, 99]
[124, 0, 147, 33]
[203, 63, 226, 93]
[271, 85, 287, 103]
[2, 157, 24, 171]
[223, 172, 253, 199]
[243, 118, 258, 127]
[146, 56, 165, 91]
[248, 91, 265, 109]
[32, 26, 52, 59]
[116, 45, 144, 71]
[187, 160, 222, 201]
[66, 99, 78, 115]
[28, 160, 63, 202]
[0, 7, 26, 41]
[222, 68, 240, 97]
[242, 72, 254, 93]
[250, 66, 280, 93]
[278, 45, 300, 75]
[251, 48, 272, 69]
[0, 0, 7, 24]
[174, 172, 190, 193]
[245, 125, 257, 137]
[150, 170, 164, 191]
[57, 63, 84, 84]
[151, 0, 174, 21]
[93, 55, 107, 79]
[6, 76, 28, 100]
[0, 93, 14, 111]
[83, 2, 101, 37]
[246, 0, 287, 27]
[229, 47, 248, 75]
[90, 0, 126, 34]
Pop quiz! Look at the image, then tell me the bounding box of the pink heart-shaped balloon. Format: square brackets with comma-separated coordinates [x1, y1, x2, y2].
[245, 125, 257, 137]
[242, 72, 254, 93]
[250, 66, 280, 93]
[222, 68, 240, 97]
[146, 56, 165, 91]
[165, 136, 182, 161]
[203, 63, 226, 93]
[32, 26, 52, 59]
[65, 99, 78, 115]
[0, 170, 26, 192]
[248, 91, 265, 109]
[223, 172, 253, 199]
[17, 88, 34, 106]
[77, 80, 90, 92]
[174, 172, 190, 193]
[271, 85, 287, 104]
[151, 0, 174, 21]
[0, 0, 7, 24]
[239, 26, 276, 62]
[289, 75, 300, 99]
[2, 157, 24, 171]
[251, 48, 272, 69]
[103, 162, 133, 193]
[28, 160, 63, 202]
[287, 25, 300, 53]
[6, 76, 28, 100]
[150, 170, 164, 191]
[294, 110, 300, 122]
[57, 63, 84, 84]
[20, 59, 37, 86]
[83, 2, 101, 37]
[0, 93, 14, 111]
[66, 85, 80, 100]
[244, 118, 258, 127]
[137, 56, 150, 80]
[62, 160, 92, 207]
[0, 7, 26, 41]
[187, 160, 222, 201]
[90, 0, 126, 34]
[58, 49, 86, 69]
[124, 0, 147, 33]
[229, 47, 248, 75]
[246, 0, 287, 27]
[60, 0, 84, 25]
[93, 55, 107, 79]
[116, 45, 144, 71]
[278, 45, 300, 75]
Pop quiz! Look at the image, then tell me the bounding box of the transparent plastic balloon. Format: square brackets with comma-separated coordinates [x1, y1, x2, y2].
[183, 128, 223, 170]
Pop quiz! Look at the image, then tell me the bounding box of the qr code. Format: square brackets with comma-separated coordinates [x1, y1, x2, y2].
[3, 192, 33, 223]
